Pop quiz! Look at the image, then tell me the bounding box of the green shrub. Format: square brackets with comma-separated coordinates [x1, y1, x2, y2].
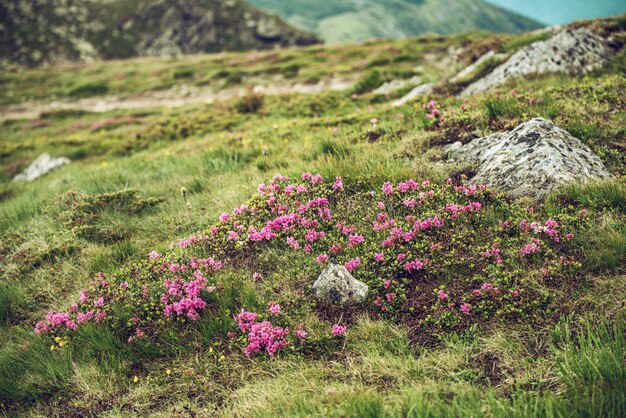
[235, 90, 264, 114]
[67, 81, 109, 98]
[351, 70, 383, 95]
[172, 69, 195, 80]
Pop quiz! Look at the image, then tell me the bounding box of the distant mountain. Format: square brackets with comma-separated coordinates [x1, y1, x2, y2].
[0, 0, 319, 68]
[485, 0, 626, 25]
[248, 0, 544, 43]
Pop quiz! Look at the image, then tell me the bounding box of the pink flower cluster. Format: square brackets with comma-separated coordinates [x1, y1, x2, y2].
[245, 321, 289, 357]
[162, 269, 216, 320]
[479, 242, 503, 265]
[235, 309, 290, 357]
[344, 257, 361, 272]
[331, 323, 347, 337]
[520, 239, 541, 256]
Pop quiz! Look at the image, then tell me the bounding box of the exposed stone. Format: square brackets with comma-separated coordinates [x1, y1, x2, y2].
[313, 262, 368, 304]
[373, 76, 422, 95]
[13, 153, 70, 182]
[446, 118, 610, 200]
[392, 82, 436, 107]
[460, 28, 612, 97]
[449, 50, 506, 83]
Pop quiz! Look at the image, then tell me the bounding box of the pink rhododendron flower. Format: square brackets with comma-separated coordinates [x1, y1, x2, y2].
[235, 310, 259, 332]
[267, 301, 281, 316]
[317, 254, 329, 264]
[245, 321, 289, 357]
[460, 303, 471, 315]
[344, 257, 361, 272]
[438, 290, 449, 300]
[332, 324, 347, 337]
[296, 326, 307, 341]
[348, 234, 364, 248]
[333, 176, 344, 190]
[382, 182, 394, 195]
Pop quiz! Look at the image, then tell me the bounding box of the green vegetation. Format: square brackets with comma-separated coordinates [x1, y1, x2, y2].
[0, 16, 625, 417]
[248, 0, 543, 43]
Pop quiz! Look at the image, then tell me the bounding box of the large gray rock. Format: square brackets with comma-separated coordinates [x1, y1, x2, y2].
[446, 118, 610, 200]
[313, 262, 368, 304]
[460, 28, 612, 97]
[13, 153, 70, 182]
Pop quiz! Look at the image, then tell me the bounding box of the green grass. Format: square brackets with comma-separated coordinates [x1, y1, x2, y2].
[0, 17, 625, 417]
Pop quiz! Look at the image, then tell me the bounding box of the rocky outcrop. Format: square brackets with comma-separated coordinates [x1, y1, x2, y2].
[13, 153, 70, 182]
[460, 28, 612, 97]
[392, 82, 436, 107]
[446, 118, 610, 200]
[313, 262, 369, 304]
[0, 0, 320, 68]
[449, 50, 506, 83]
[373, 76, 422, 95]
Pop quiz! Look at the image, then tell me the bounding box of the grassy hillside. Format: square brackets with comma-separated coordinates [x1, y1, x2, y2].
[249, 0, 543, 42]
[0, 0, 319, 68]
[0, 16, 625, 417]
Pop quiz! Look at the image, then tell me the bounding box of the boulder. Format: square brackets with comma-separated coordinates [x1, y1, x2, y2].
[313, 262, 368, 304]
[13, 153, 70, 182]
[460, 28, 612, 97]
[446, 118, 610, 200]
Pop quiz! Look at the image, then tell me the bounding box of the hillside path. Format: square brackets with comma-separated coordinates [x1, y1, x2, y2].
[0, 76, 356, 121]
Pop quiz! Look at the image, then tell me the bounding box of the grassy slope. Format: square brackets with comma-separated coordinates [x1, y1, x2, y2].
[249, 0, 543, 42]
[0, 17, 625, 417]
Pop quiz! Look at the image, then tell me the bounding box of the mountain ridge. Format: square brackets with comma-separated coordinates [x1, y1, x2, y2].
[0, 0, 320, 68]
[248, 0, 544, 43]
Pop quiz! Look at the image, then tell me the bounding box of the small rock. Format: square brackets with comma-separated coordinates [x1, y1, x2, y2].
[446, 118, 610, 200]
[13, 153, 70, 182]
[313, 262, 368, 304]
[392, 82, 436, 107]
[449, 50, 506, 83]
[373, 76, 422, 95]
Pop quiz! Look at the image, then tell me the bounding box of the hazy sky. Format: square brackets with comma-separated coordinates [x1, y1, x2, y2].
[485, 0, 626, 25]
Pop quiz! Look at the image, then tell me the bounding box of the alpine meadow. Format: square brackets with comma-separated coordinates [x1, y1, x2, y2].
[0, 1, 625, 417]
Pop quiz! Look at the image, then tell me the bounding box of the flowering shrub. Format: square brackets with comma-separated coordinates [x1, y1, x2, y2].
[233, 306, 297, 357]
[36, 172, 587, 351]
[196, 172, 586, 335]
[35, 257, 222, 343]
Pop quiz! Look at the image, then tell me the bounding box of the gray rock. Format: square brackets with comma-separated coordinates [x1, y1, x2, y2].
[446, 118, 610, 200]
[392, 82, 436, 107]
[313, 262, 368, 304]
[13, 153, 70, 182]
[373, 76, 422, 95]
[460, 28, 612, 97]
[449, 50, 506, 83]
